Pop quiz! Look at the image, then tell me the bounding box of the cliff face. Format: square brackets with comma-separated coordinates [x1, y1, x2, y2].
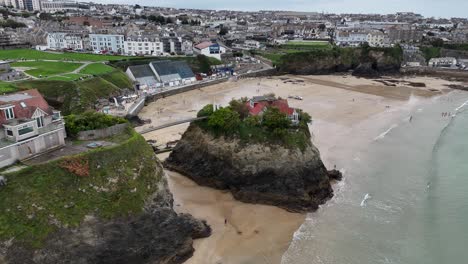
[277, 47, 402, 76]
[0, 131, 210, 264]
[3, 177, 211, 264]
[165, 125, 340, 213]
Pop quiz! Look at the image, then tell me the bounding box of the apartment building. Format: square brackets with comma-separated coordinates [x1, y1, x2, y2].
[124, 35, 163, 56]
[89, 34, 124, 54]
[47, 32, 85, 50]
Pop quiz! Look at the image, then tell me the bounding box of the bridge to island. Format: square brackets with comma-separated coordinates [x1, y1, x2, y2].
[138, 116, 207, 135]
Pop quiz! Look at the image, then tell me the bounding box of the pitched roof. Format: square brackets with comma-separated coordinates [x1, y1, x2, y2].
[128, 64, 155, 78]
[150, 60, 195, 79]
[194, 41, 214, 50]
[247, 98, 295, 116]
[0, 89, 53, 126]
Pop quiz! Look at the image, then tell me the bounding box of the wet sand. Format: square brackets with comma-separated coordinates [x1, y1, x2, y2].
[140, 74, 464, 264]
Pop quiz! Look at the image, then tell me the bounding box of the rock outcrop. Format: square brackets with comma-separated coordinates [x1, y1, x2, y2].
[165, 124, 342, 213]
[277, 47, 402, 77]
[0, 131, 211, 264]
[2, 175, 211, 264]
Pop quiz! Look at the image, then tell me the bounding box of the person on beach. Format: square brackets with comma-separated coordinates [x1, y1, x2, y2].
[224, 219, 227, 225]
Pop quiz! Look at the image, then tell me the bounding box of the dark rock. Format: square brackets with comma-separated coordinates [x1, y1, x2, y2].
[328, 169, 343, 181]
[165, 124, 336, 213]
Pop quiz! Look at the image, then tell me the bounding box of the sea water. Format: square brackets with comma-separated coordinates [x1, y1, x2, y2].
[282, 91, 468, 264]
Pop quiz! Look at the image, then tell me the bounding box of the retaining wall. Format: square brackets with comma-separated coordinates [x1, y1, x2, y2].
[77, 123, 129, 141]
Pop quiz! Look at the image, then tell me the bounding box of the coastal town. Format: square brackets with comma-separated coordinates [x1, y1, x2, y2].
[0, 1, 468, 264]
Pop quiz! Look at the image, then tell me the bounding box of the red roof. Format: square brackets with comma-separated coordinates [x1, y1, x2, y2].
[0, 89, 53, 126]
[246, 99, 295, 116]
[194, 41, 214, 50]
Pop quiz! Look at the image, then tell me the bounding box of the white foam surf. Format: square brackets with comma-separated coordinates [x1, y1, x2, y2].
[374, 124, 397, 141]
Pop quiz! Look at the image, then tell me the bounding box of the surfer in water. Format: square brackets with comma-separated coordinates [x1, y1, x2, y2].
[360, 193, 371, 207]
[409, 115, 413, 122]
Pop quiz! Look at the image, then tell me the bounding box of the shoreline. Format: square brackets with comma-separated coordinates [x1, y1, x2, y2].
[140, 74, 466, 264]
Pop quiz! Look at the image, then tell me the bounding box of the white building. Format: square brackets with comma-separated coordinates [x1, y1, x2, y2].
[429, 57, 457, 68]
[0, 89, 66, 168]
[126, 60, 196, 90]
[193, 41, 226, 60]
[335, 30, 368, 47]
[233, 40, 261, 50]
[367, 31, 387, 47]
[40, 0, 79, 12]
[47, 32, 84, 50]
[89, 34, 124, 54]
[124, 35, 163, 56]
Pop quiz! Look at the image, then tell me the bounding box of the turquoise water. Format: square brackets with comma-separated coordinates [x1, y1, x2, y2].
[283, 92, 468, 264]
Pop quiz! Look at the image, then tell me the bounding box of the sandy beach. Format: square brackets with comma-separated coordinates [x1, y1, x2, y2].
[139, 74, 464, 264]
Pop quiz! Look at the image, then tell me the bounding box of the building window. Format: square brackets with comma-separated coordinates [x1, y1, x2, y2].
[18, 125, 34, 136]
[6, 128, 13, 137]
[36, 116, 44, 128]
[4, 107, 14, 120]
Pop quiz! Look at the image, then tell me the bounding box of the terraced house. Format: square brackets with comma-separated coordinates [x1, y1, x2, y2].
[0, 89, 66, 168]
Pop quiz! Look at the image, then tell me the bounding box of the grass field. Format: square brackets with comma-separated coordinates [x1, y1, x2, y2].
[0, 129, 161, 247]
[79, 63, 115, 75]
[0, 81, 19, 93]
[46, 73, 88, 81]
[0, 49, 127, 62]
[11, 61, 83, 78]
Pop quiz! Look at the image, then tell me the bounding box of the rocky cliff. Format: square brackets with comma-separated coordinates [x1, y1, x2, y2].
[165, 124, 341, 213]
[277, 46, 402, 77]
[0, 130, 210, 264]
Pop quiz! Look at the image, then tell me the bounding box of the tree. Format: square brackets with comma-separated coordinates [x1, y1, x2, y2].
[219, 25, 228, 36]
[197, 104, 214, 117]
[262, 107, 291, 131]
[197, 54, 212, 74]
[431, 38, 444, 47]
[208, 107, 240, 133]
[229, 99, 250, 119]
[39, 13, 52, 20]
[318, 23, 326, 31]
[83, 21, 90, 26]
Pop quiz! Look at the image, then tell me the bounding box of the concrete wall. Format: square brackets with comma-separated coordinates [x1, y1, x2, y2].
[0, 128, 66, 168]
[77, 123, 129, 141]
[401, 67, 468, 79]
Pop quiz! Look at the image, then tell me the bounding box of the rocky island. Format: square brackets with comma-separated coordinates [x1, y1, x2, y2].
[165, 95, 342, 212]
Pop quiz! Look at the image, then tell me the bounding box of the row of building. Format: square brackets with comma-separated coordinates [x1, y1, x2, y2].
[335, 28, 424, 47]
[46, 32, 227, 60]
[0, 0, 79, 12]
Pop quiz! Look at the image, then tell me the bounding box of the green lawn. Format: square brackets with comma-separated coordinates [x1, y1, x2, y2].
[0, 81, 18, 93]
[0, 130, 161, 247]
[0, 49, 127, 62]
[283, 41, 330, 46]
[46, 73, 88, 81]
[79, 63, 115, 75]
[11, 61, 83, 78]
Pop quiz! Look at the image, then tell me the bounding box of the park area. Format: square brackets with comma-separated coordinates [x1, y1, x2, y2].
[0, 49, 127, 61]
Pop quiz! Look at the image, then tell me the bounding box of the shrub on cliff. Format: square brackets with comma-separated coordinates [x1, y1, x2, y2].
[64, 111, 127, 137]
[207, 107, 241, 134]
[262, 107, 291, 131]
[197, 104, 214, 117]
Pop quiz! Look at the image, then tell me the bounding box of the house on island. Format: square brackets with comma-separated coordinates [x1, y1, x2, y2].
[246, 96, 300, 124]
[0, 89, 66, 168]
[126, 60, 196, 90]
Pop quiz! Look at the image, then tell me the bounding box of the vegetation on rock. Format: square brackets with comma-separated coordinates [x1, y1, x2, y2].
[64, 111, 127, 137]
[0, 129, 161, 248]
[196, 97, 312, 150]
